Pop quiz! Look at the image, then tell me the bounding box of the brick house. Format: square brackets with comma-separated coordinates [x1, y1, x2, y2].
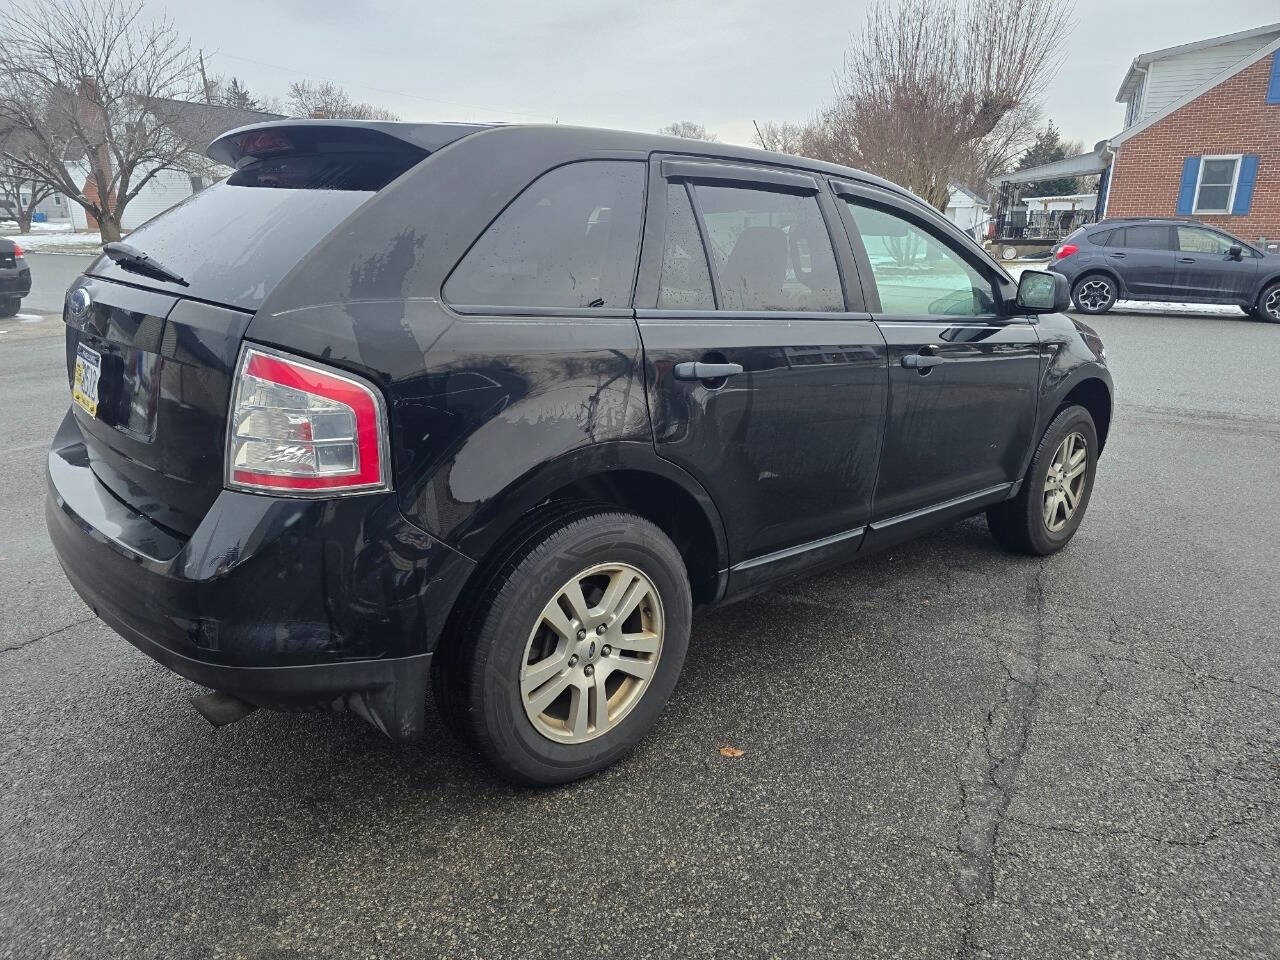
[998, 23, 1280, 250]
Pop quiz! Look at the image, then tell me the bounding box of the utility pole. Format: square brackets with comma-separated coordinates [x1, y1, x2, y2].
[198, 50, 213, 105]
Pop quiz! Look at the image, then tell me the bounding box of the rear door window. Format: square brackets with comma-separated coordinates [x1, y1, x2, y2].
[1118, 225, 1172, 250]
[444, 160, 645, 310]
[690, 183, 843, 311]
[658, 183, 715, 309]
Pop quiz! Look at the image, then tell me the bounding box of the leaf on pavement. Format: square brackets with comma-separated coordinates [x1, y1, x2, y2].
[719, 746, 745, 757]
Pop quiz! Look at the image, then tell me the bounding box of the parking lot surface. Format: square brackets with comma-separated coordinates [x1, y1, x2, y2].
[2, 308, 1277, 959]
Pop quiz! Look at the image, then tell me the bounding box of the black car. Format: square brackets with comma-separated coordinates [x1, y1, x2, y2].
[0, 237, 31, 316]
[46, 121, 1112, 784]
[1049, 217, 1280, 321]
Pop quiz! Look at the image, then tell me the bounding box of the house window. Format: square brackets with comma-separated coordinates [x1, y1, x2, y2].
[1193, 156, 1241, 214]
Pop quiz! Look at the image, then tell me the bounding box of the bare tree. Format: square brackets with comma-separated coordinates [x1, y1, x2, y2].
[752, 120, 807, 155]
[657, 121, 718, 142]
[0, 0, 216, 243]
[0, 130, 55, 232]
[287, 80, 399, 121]
[802, 0, 1075, 209]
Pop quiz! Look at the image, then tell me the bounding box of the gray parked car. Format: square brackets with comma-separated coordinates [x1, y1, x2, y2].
[1048, 218, 1280, 322]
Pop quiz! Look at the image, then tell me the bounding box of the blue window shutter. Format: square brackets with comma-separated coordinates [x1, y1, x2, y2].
[1176, 157, 1200, 215]
[1267, 52, 1280, 105]
[1232, 155, 1260, 215]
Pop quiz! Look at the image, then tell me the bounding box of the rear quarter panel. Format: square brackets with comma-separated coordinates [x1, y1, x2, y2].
[244, 128, 656, 557]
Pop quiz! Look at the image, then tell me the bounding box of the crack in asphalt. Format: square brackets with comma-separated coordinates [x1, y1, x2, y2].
[952, 561, 1048, 959]
[0, 616, 95, 655]
[1006, 810, 1275, 851]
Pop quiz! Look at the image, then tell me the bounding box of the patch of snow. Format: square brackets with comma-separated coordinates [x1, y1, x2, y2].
[6, 229, 104, 255]
[17, 314, 43, 322]
[1113, 300, 1245, 316]
[5, 230, 102, 250]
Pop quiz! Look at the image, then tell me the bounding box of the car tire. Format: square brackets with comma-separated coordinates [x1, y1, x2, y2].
[0, 297, 19, 318]
[1255, 281, 1280, 324]
[1071, 274, 1116, 315]
[433, 506, 692, 786]
[987, 404, 1099, 556]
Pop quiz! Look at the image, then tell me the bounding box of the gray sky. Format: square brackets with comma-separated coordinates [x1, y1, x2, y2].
[182, 0, 1280, 154]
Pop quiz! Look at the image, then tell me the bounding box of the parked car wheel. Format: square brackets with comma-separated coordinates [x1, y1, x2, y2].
[0, 297, 19, 318]
[986, 404, 1098, 556]
[434, 507, 692, 785]
[1255, 281, 1280, 324]
[1071, 275, 1116, 315]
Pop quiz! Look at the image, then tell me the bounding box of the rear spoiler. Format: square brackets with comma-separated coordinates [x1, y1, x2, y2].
[207, 119, 492, 168]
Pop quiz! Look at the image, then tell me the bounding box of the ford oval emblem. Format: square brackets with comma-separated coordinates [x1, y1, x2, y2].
[68, 288, 91, 318]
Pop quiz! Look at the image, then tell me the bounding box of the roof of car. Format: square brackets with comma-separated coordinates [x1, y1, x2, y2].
[208, 119, 927, 208]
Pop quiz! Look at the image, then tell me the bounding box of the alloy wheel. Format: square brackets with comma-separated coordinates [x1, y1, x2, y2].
[1265, 287, 1280, 322]
[519, 562, 664, 744]
[1076, 278, 1113, 312]
[1042, 432, 1088, 533]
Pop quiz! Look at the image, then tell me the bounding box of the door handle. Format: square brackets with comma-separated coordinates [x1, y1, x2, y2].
[673, 361, 744, 382]
[1178, 257, 1196, 263]
[1108, 252, 1126, 259]
[901, 353, 944, 371]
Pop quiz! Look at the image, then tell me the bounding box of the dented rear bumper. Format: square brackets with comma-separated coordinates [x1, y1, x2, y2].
[45, 409, 474, 740]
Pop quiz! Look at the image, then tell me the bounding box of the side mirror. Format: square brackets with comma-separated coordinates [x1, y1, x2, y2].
[1228, 245, 1243, 261]
[1016, 270, 1070, 313]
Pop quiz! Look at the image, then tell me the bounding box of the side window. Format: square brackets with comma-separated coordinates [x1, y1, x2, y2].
[843, 200, 997, 318]
[689, 183, 843, 311]
[444, 160, 645, 309]
[1087, 229, 1115, 247]
[658, 182, 714, 309]
[1121, 225, 1170, 250]
[1176, 227, 1235, 255]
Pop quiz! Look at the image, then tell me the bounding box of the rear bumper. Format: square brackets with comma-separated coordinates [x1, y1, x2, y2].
[0, 265, 31, 297]
[46, 409, 475, 739]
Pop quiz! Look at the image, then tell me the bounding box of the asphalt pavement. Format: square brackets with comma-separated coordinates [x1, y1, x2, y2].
[1, 307, 1277, 960]
[16, 252, 93, 313]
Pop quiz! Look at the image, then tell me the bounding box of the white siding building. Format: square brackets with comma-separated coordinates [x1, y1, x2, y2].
[1117, 23, 1280, 128]
[62, 164, 211, 232]
[944, 184, 989, 238]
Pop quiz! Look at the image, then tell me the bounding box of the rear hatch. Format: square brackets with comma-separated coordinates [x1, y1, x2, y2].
[63, 121, 484, 536]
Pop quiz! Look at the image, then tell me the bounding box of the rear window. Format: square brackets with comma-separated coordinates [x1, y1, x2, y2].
[86, 177, 380, 311]
[227, 150, 423, 191]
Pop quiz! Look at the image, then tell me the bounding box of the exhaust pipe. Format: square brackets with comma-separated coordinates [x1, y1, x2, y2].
[190, 690, 258, 727]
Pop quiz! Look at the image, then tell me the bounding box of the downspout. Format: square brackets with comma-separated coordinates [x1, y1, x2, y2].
[1097, 140, 1115, 219]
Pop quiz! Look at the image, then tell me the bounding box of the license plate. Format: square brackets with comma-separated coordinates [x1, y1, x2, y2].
[72, 343, 101, 417]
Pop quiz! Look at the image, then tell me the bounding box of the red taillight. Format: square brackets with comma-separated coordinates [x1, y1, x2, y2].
[226, 346, 389, 496]
[1055, 244, 1078, 260]
[12, 243, 23, 258]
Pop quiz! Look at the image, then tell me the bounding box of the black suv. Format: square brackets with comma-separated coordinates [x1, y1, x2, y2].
[0, 237, 31, 316]
[47, 121, 1112, 784]
[1049, 217, 1280, 321]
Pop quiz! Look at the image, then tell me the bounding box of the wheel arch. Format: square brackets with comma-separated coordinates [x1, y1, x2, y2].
[448, 442, 729, 608]
[1056, 376, 1112, 452]
[1071, 267, 1126, 302]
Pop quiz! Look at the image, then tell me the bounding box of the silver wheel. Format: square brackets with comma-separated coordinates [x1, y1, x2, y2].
[519, 562, 664, 744]
[1075, 277, 1114, 312]
[1264, 286, 1280, 322]
[1042, 431, 1088, 533]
